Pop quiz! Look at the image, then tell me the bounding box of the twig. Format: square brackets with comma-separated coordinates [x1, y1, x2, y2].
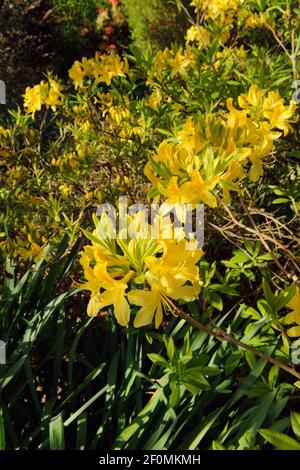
[175, 307, 300, 381]
[239, 194, 299, 283]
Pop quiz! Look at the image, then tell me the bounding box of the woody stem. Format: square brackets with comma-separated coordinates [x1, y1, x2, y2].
[175, 307, 300, 381]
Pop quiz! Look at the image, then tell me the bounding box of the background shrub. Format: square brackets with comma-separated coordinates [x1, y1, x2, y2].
[0, 0, 58, 105]
[120, 0, 191, 51]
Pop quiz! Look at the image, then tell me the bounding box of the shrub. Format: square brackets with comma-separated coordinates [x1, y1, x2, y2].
[0, 0, 58, 105]
[120, 0, 191, 51]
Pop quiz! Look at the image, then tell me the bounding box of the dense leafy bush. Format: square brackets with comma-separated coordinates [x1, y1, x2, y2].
[120, 0, 191, 51]
[0, 0, 58, 104]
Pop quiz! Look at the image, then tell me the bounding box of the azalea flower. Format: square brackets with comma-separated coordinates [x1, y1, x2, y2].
[285, 289, 300, 338]
[80, 211, 203, 329]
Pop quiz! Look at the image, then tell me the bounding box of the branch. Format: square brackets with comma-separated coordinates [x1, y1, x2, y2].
[175, 306, 300, 381]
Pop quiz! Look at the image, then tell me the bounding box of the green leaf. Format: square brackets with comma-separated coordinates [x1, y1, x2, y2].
[212, 441, 226, 450]
[0, 410, 5, 450]
[183, 369, 210, 393]
[49, 413, 65, 450]
[262, 280, 276, 312]
[273, 197, 290, 204]
[291, 412, 300, 438]
[259, 429, 300, 450]
[147, 353, 169, 368]
[169, 384, 180, 408]
[167, 337, 175, 360]
[76, 412, 87, 450]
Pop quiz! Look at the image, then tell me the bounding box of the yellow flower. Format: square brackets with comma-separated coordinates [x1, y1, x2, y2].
[129, 239, 203, 329]
[82, 259, 133, 326]
[69, 54, 129, 88]
[238, 85, 266, 112]
[220, 162, 244, 204]
[263, 99, 296, 136]
[59, 184, 72, 198]
[186, 26, 211, 47]
[158, 171, 219, 207]
[24, 78, 63, 115]
[23, 82, 47, 116]
[153, 48, 173, 70]
[128, 289, 164, 328]
[191, 0, 243, 21]
[146, 239, 203, 296]
[237, 86, 296, 135]
[80, 211, 203, 329]
[18, 235, 46, 263]
[45, 78, 64, 111]
[245, 14, 259, 29]
[285, 289, 300, 338]
[226, 98, 248, 130]
[168, 50, 190, 77]
[69, 60, 86, 88]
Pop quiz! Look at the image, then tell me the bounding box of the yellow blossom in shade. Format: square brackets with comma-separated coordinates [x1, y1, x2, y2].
[191, 0, 244, 20]
[18, 234, 46, 263]
[45, 78, 64, 111]
[147, 90, 163, 108]
[23, 81, 47, 116]
[245, 14, 259, 29]
[24, 77, 63, 115]
[69, 60, 86, 88]
[168, 50, 191, 77]
[153, 48, 173, 70]
[186, 26, 211, 47]
[284, 289, 300, 338]
[59, 184, 72, 198]
[69, 54, 129, 88]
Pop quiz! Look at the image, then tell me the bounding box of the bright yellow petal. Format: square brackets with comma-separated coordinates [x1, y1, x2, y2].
[287, 326, 300, 338]
[134, 305, 157, 328]
[87, 295, 102, 317]
[114, 291, 131, 326]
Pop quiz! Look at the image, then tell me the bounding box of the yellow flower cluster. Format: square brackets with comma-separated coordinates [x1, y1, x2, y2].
[144, 85, 296, 206]
[23, 76, 63, 116]
[244, 12, 275, 30]
[191, 0, 243, 20]
[150, 47, 195, 77]
[68, 54, 129, 89]
[186, 26, 211, 48]
[80, 212, 203, 328]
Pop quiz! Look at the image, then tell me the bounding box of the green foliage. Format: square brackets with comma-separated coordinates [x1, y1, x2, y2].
[260, 412, 300, 450]
[0, 243, 299, 449]
[120, 0, 190, 51]
[49, 0, 102, 64]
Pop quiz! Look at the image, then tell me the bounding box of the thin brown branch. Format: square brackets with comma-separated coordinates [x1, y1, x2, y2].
[175, 307, 300, 381]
